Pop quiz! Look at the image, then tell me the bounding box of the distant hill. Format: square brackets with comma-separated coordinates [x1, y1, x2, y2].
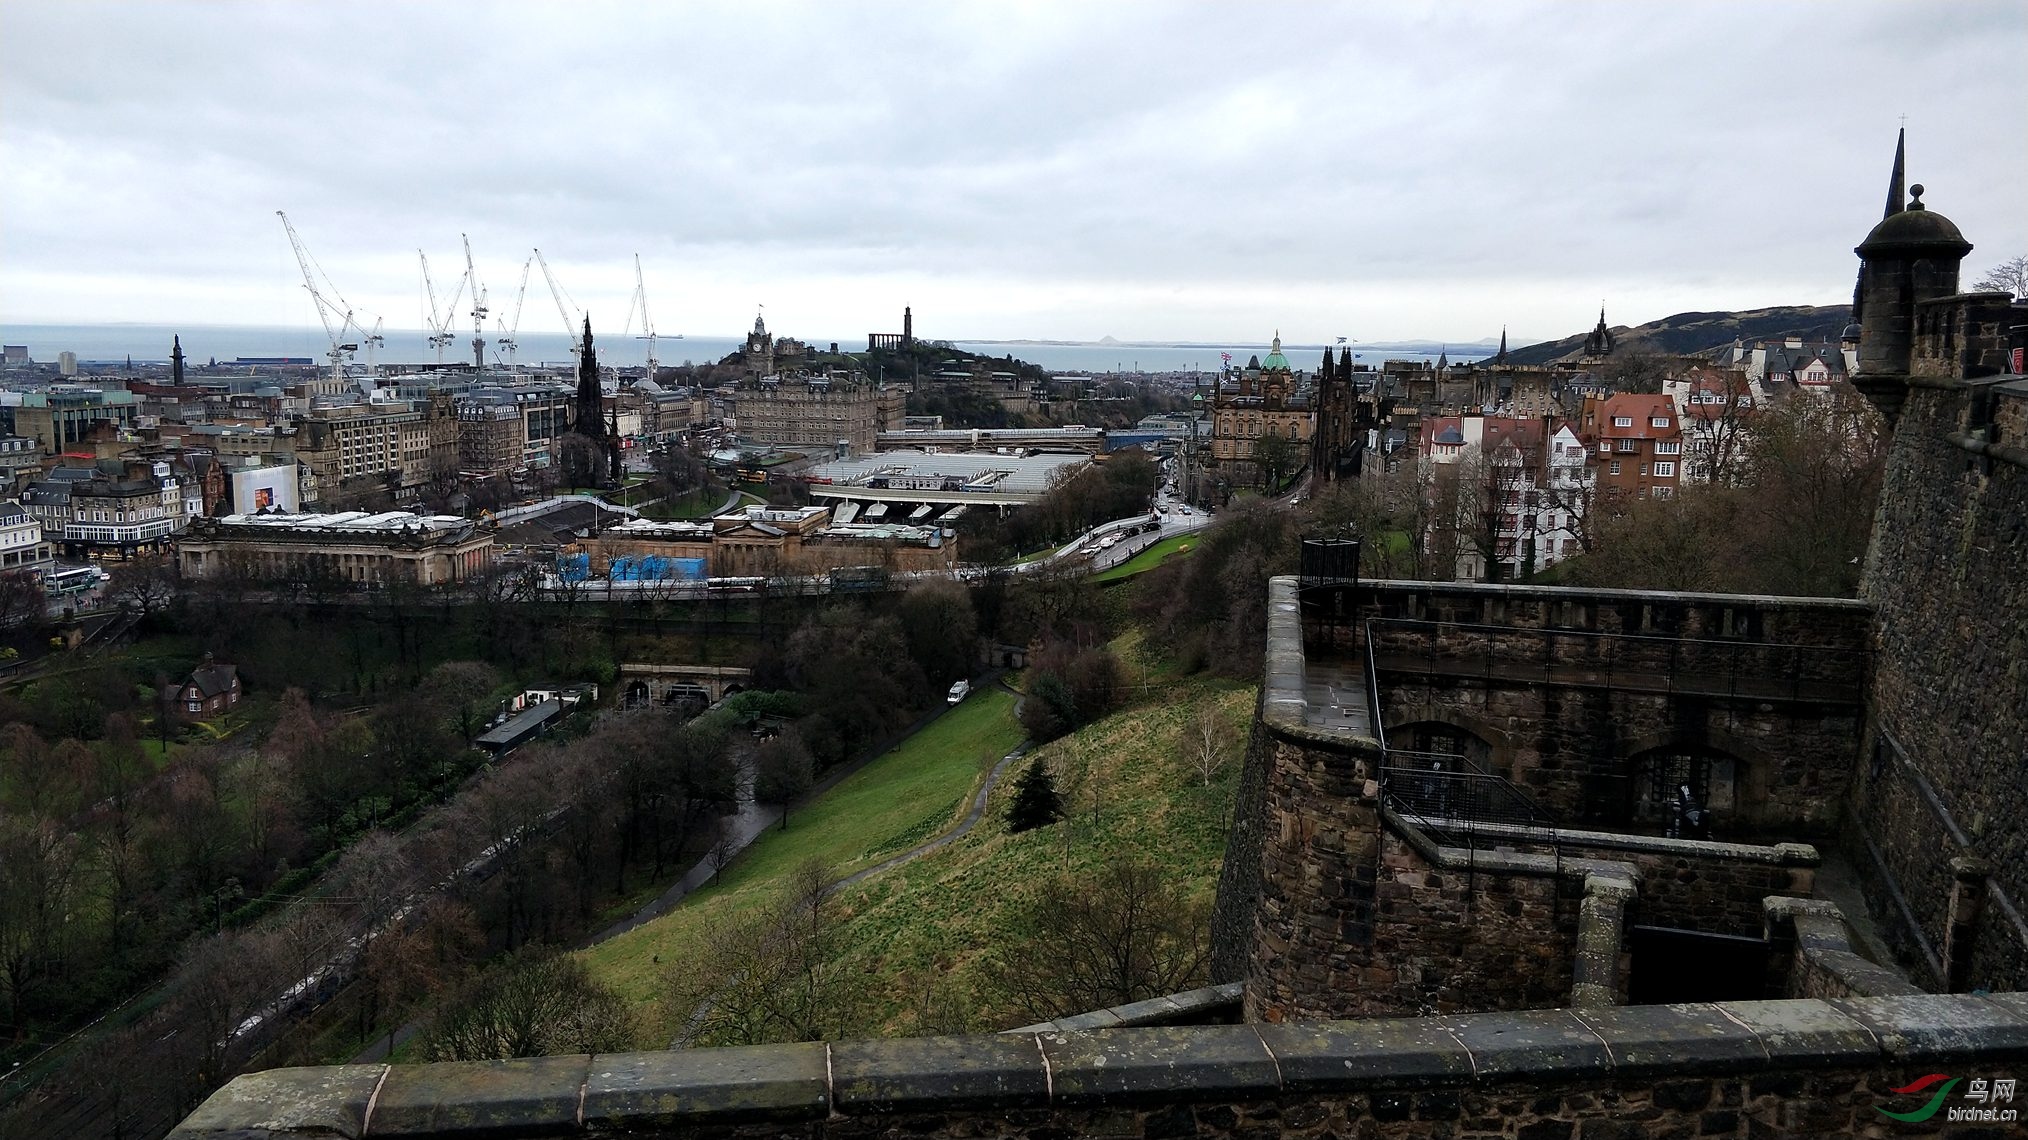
[1502, 305, 1852, 366]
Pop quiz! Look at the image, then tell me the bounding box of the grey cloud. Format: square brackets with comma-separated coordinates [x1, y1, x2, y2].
[2, 0, 2023, 342]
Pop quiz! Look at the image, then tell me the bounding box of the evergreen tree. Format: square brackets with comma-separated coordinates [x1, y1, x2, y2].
[1005, 758, 1064, 833]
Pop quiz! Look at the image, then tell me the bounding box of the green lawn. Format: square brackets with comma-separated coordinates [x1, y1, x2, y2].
[641, 488, 727, 520]
[581, 686, 1024, 1031]
[1093, 533, 1199, 582]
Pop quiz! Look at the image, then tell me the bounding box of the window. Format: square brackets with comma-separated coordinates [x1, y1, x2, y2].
[1656, 441, 1680, 455]
[1598, 442, 1610, 455]
[1613, 416, 1633, 427]
[1650, 416, 1671, 428]
[1608, 460, 1623, 475]
[187, 700, 201, 713]
[1619, 439, 1637, 452]
[1653, 486, 1674, 499]
[1653, 461, 1676, 477]
[1639, 463, 1649, 475]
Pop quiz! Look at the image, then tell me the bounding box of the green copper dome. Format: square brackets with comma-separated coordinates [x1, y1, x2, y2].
[1260, 331, 1292, 372]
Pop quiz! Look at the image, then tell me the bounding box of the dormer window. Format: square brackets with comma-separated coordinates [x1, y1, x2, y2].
[1613, 416, 1633, 428]
[1650, 417, 1671, 429]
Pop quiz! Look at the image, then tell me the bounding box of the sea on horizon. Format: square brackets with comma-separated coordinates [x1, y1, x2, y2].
[0, 322, 1487, 375]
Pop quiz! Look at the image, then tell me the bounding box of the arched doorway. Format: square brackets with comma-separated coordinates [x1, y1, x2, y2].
[1393, 720, 1498, 774]
[1627, 743, 1739, 835]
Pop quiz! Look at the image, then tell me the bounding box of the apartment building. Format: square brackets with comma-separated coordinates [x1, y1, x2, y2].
[1578, 393, 1684, 502]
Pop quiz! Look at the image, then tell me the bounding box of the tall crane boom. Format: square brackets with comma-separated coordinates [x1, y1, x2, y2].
[533, 248, 581, 361]
[625, 254, 660, 381]
[419, 249, 466, 366]
[494, 256, 532, 371]
[276, 210, 366, 391]
[463, 234, 489, 371]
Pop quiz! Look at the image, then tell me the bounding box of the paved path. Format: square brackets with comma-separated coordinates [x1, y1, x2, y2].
[827, 690, 1029, 896]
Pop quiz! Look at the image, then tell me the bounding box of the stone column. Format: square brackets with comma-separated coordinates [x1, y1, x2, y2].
[1571, 872, 1637, 1008]
[1942, 856, 1989, 993]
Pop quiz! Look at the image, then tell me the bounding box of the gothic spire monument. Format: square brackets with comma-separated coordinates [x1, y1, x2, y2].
[574, 317, 603, 441]
[171, 335, 185, 385]
[559, 316, 620, 489]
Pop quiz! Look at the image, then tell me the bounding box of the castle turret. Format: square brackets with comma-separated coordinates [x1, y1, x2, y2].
[1850, 177, 1973, 423]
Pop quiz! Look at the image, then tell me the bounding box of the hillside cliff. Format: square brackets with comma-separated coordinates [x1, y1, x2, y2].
[1504, 304, 1851, 365]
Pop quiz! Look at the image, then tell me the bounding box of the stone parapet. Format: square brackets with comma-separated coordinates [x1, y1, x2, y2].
[171, 995, 2028, 1138]
[1004, 982, 1245, 1034]
[1765, 897, 1925, 1002]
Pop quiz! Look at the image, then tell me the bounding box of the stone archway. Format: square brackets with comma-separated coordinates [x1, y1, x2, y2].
[1616, 726, 1779, 833]
[1382, 707, 1515, 778]
[1624, 742, 1744, 834]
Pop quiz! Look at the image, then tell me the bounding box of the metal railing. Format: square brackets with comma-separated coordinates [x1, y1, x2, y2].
[1363, 617, 1868, 704]
[1380, 751, 1558, 830]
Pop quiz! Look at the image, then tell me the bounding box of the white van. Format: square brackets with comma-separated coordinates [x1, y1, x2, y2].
[947, 679, 972, 704]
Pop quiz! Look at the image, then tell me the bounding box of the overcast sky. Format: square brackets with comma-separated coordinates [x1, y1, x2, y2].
[2, 1, 2022, 346]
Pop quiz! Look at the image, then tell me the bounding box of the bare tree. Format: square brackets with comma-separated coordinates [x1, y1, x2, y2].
[418, 946, 635, 1061]
[992, 860, 1210, 1023]
[1970, 253, 2028, 299]
[668, 859, 859, 1046]
[1601, 347, 1674, 395]
[1189, 702, 1241, 786]
[0, 815, 81, 1025]
[1253, 430, 1299, 490]
[0, 570, 46, 631]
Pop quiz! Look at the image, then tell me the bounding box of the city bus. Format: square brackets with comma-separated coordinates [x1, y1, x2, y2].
[42, 566, 105, 597]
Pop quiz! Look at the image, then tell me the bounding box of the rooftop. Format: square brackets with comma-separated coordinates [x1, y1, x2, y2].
[210, 510, 472, 533]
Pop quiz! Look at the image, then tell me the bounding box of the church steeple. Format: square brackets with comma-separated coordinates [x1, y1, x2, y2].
[576, 316, 603, 441]
[1882, 126, 1906, 222]
[1437, 345, 1450, 371]
[1583, 309, 1614, 358]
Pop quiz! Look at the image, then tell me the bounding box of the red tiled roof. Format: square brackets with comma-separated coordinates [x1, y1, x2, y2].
[1594, 394, 1681, 441]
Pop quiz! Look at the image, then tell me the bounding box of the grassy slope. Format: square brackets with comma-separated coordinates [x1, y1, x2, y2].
[820, 678, 1251, 1036]
[580, 645, 1253, 1046]
[1093, 533, 1198, 582]
[582, 686, 1024, 1038]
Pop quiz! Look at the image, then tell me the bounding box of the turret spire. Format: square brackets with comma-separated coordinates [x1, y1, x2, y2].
[1496, 326, 1508, 364]
[1883, 126, 1906, 222]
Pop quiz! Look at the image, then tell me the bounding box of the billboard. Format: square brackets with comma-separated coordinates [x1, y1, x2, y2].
[230, 464, 300, 514]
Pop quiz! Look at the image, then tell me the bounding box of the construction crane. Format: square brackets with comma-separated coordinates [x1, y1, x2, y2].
[276, 210, 372, 393]
[623, 254, 661, 382]
[360, 316, 386, 375]
[493, 255, 532, 372]
[419, 248, 467, 366]
[463, 234, 489, 371]
[534, 248, 582, 363]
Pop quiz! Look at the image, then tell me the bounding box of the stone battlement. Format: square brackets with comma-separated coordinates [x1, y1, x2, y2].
[171, 994, 2028, 1137]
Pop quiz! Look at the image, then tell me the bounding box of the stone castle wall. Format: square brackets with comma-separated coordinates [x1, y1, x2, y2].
[1855, 367, 2028, 995]
[1375, 672, 1862, 836]
[171, 995, 2028, 1139]
[1323, 580, 1872, 836]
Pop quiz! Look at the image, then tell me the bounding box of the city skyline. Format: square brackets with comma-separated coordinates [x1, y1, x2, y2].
[2, 1, 2023, 344]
